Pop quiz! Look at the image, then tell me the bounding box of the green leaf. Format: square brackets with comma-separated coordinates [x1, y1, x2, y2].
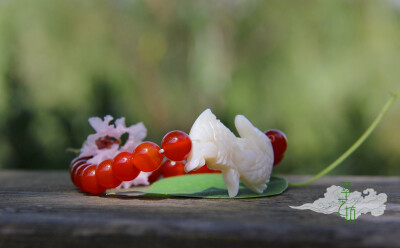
[116, 174, 288, 199]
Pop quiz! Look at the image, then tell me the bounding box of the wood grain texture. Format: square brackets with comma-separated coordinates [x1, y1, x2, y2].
[0, 170, 399, 248]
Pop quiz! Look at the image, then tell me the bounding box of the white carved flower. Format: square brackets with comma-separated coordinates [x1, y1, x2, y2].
[186, 109, 274, 197]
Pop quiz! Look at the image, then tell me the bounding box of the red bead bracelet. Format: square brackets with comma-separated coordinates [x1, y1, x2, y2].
[70, 130, 194, 194]
[70, 128, 286, 195]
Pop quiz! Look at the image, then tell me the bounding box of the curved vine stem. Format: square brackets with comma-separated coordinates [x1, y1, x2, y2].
[289, 92, 398, 187]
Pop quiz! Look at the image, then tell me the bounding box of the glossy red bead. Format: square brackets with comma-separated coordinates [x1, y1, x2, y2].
[70, 156, 91, 172]
[161, 160, 186, 178]
[96, 159, 122, 188]
[147, 167, 163, 184]
[73, 163, 91, 190]
[161, 131, 192, 161]
[70, 160, 88, 186]
[265, 129, 288, 166]
[112, 152, 140, 181]
[80, 165, 106, 194]
[132, 142, 163, 172]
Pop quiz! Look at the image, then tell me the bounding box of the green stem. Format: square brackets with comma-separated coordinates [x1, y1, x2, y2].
[66, 148, 81, 155]
[289, 92, 398, 187]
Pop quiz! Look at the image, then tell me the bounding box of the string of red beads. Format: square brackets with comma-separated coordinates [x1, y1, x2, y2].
[69, 130, 194, 194]
[69, 129, 287, 194]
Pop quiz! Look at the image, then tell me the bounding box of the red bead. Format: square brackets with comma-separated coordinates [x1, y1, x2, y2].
[161, 131, 192, 161]
[96, 159, 122, 188]
[161, 160, 186, 178]
[112, 152, 140, 181]
[147, 167, 163, 184]
[132, 142, 163, 172]
[273, 153, 284, 166]
[80, 165, 106, 194]
[265, 129, 288, 166]
[74, 163, 91, 190]
[70, 156, 91, 173]
[188, 164, 221, 174]
[70, 160, 88, 186]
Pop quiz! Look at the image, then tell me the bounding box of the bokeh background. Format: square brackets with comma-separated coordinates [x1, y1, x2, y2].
[0, 0, 399, 176]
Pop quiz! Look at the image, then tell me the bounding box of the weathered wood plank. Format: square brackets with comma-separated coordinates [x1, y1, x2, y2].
[0, 171, 399, 248]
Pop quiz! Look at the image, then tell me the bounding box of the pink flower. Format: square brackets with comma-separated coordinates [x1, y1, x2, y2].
[117, 172, 152, 189]
[78, 115, 151, 187]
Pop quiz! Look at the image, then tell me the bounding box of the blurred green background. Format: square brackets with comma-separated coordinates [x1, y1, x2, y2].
[0, 0, 399, 175]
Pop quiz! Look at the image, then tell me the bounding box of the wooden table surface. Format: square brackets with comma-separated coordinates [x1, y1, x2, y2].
[0, 170, 399, 248]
